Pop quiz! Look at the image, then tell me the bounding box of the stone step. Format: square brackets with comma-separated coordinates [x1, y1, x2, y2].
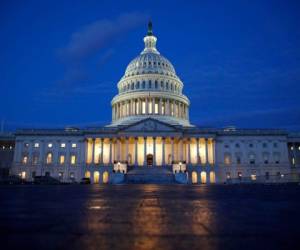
[126, 167, 175, 184]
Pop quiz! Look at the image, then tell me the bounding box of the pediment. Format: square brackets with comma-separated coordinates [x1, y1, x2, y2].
[119, 118, 180, 132]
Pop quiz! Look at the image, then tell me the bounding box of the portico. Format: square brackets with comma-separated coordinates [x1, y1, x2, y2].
[85, 121, 215, 167]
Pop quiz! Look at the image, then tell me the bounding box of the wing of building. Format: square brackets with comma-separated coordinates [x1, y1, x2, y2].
[10, 22, 300, 184]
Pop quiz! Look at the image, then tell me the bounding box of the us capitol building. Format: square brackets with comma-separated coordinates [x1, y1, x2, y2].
[11, 23, 300, 184]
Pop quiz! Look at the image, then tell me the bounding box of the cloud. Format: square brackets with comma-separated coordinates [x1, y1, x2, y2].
[59, 12, 148, 61]
[50, 12, 148, 97]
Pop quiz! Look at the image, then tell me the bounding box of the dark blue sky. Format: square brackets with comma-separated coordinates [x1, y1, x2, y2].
[1, 0, 300, 131]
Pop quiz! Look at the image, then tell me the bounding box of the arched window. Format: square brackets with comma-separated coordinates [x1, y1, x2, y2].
[166, 82, 169, 89]
[137, 81, 140, 89]
[94, 171, 100, 184]
[103, 171, 109, 184]
[210, 171, 216, 183]
[85, 171, 91, 178]
[201, 171, 207, 184]
[131, 82, 134, 90]
[161, 81, 164, 89]
[149, 80, 152, 89]
[192, 171, 198, 184]
[142, 81, 146, 89]
[46, 153, 52, 164]
[155, 80, 158, 89]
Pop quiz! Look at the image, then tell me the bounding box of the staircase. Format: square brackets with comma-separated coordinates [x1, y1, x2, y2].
[126, 167, 175, 184]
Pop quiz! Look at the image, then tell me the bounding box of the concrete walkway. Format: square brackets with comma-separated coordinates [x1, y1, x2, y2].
[0, 184, 300, 250]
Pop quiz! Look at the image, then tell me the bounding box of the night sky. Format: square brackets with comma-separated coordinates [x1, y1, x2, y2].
[1, 0, 300, 131]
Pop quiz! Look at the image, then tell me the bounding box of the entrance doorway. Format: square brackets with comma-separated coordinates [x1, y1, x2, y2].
[147, 154, 153, 166]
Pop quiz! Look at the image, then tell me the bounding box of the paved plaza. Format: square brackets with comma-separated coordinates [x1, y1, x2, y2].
[0, 184, 300, 250]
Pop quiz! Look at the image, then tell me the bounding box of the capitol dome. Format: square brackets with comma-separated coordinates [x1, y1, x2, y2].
[110, 22, 192, 127]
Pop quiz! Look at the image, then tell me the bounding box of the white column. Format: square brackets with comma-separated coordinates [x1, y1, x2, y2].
[205, 138, 209, 165]
[153, 137, 156, 166]
[167, 99, 170, 115]
[212, 139, 215, 165]
[197, 138, 200, 165]
[162, 137, 165, 165]
[143, 137, 147, 166]
[152, 97, 155, 114]
[91, 138, 95, 165]
[145, 98, 148, 115]
[171, 138, 174, 164]
[180, 138, 183, 162]
[159, 98, 162, 115]
[187, 139, 191, 164]
[126, 137, 129, 163]
[139, 99, 142, 114]
[100, 138, 104, 164]
[118, 138, 122, 161]
[109, 139, 113, 164]
[135, 137, 138, 166]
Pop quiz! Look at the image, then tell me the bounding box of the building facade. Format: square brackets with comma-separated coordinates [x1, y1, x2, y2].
[11, 23, 300, 184]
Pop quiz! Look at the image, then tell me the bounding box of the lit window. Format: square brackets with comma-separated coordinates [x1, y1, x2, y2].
[291, 146, 294, 150]
[298, 146, 300, 151]
[72, 143, 77, 148]
[71, 155, 76, 165]
[2, 146, 5, 150]
[24, 143, 29, 148]
[251, 174, 257, 181]
[59, 155, 65, 164]
[238, 172, 242, 180]
[61, 143, 66, 148]
[46, 153, 53, 164]
[224, 154, 231, 165]
[292, 158, 295, 165]
[9, 146, 12, 150]
[34, 143, 39, 148]
[58, 172, 64, 179]
[22, 156, 28, 164]
[19, 171, 26, 180]
[48, 143, 53, 148]
[226, 172, 231, 180]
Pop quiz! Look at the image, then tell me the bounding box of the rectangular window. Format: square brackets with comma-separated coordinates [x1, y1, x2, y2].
[22, 156, 28, 164]
[58, 172, 63, 180]
[48, 143, 53, 148]
[61, 143, 66, 148]
[236, 157, 241, 164]
[60, 155, 65, 164]
[71, 155, 76, 165]
[251, 174, 256, 181]
[226, 172, 231, 180]
[72, 143, 77, 148]
[34, 143, 39, 148]
[33, 156, 39, 165]
[265, 172, 269, 180]
[238, 172, 242, 180]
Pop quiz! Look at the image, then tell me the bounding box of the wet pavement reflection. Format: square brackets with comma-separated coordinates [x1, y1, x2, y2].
[1, 184, 300, 250]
